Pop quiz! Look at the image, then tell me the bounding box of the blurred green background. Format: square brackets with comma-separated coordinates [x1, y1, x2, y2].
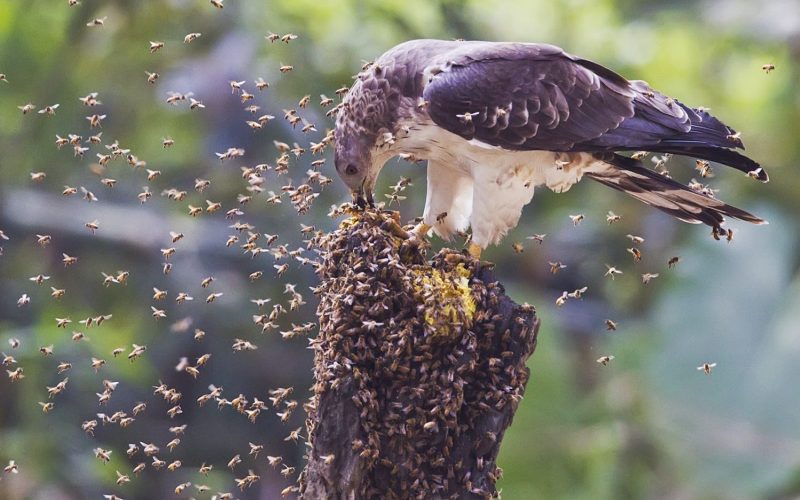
[1, 0, 798, 498]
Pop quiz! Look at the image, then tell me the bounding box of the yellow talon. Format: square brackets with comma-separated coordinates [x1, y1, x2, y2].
[411, 222, 431, 240]
[468, 243, 482, 260]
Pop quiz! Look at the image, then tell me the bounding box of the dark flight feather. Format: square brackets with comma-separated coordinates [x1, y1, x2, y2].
[587, 154, 766, 228]
[423, 45, 768, 182]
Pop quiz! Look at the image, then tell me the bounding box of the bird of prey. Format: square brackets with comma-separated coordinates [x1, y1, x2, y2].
[334, 39, 767, 259]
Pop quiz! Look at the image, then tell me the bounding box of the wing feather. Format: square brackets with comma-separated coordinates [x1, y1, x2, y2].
[421, 43, 766, 181]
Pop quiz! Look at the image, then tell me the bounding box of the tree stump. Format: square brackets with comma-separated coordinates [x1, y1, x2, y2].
[300, 210, 540, 499]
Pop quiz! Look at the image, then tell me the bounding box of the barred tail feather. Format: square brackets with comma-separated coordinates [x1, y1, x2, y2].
[586, 154, 767, 228]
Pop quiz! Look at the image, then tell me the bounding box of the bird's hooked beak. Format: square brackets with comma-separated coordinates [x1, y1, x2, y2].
[352, 178, 375, 209]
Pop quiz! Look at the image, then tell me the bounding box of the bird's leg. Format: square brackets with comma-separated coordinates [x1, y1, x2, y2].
[467, 243, 482, 260]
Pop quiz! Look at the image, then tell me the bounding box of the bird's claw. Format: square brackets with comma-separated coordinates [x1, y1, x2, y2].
[467, 243, 482, 261]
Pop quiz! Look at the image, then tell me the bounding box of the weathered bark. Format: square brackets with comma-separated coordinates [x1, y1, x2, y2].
[300, 210, 540, 499]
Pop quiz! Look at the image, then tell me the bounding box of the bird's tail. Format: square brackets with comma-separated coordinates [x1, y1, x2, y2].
[644, 104, 769, 182]
[585, 153, 767, 229]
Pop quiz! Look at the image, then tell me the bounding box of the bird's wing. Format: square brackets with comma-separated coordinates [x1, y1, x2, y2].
[421, 43, 765, 180]
[422, 43, 644, 150]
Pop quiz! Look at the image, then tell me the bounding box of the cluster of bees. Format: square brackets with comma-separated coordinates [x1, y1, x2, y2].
[302, 209, 538, 498]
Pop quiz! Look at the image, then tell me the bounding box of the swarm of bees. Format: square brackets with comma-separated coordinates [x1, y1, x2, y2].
[0, 4, 341, 498]
[303, 208, 539, 498]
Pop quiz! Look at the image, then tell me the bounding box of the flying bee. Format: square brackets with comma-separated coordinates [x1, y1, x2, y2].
[194, 178, 211, 192]
[206, 200, 222, 213]
[81, 186, 98, 202]
[184, 32, 202, 43]
[695, 159, 713, 178]
[79, 420, 97, 437]
[698, 362, 717, 374]
[86, 17, 107, 27]
[201, 276, 214, 288]
[38, 104, 60, 116]
[188, 205, 202, 217]
[597, 355, 615, 366]
[605, 319, 618, 331]
[206, 292, 223, 304]
[151, 306, 166, 319]
[94, 448, 112, 463]
[137, 187, 151, 204]
[668, 256, 681, 268]
[18, 103, 36, 114]
[762, 63, 775, 73]
[34, 234, 51, 247]
[115, 471, 130, 485]
[166, 438, 181, 452]
[149, 41, 164, 53]
[30, 171, 46, 182]
[255, 77, 269, 90]
[641, 272, 660, 284]
[30, 274, 50, 285]
[132, 402, 146, 415]
[85, 220, 99, 234]
[627, 247, 642, 262]
[569, 214, 584, 226]
[174, 482, 190, 494]
[210, 0, 224, 7]
[100, 177, 117, 187]
[279, 64, 293, 73]
[606, 211, 622, 224]
[7, 367, 24, 381]
[604, 265, 623, 280]
[86, 113, 106, 128]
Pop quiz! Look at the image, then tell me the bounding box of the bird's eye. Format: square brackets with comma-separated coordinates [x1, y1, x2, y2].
[344, 164, 359, 176]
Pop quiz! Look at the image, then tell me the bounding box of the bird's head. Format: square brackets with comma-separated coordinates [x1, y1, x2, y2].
[333, 73, 402, 208]
[334, 128, 377, 208]
[334, 112, 387, 208]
